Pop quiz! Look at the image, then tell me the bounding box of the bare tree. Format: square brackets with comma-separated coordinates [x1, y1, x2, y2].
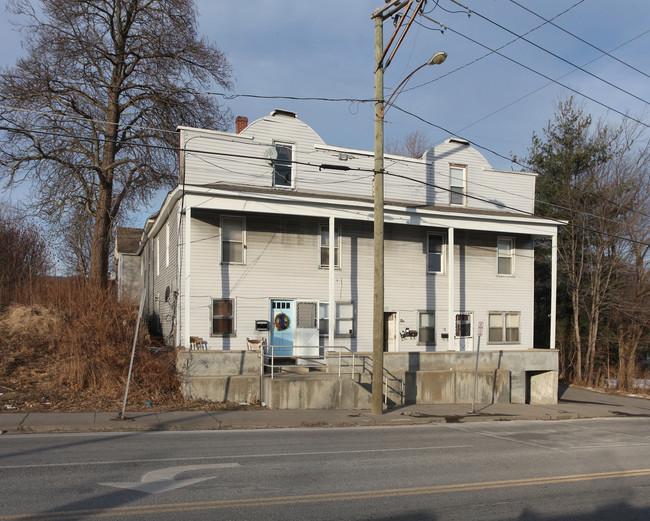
[0, 205, 51, 304]
[386, 130, 431, 158]
[0, 0, 232, 287]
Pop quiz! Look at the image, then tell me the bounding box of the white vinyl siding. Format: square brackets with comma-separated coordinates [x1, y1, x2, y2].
[184, 212, 535, 352]
[179, 120, 536, 214]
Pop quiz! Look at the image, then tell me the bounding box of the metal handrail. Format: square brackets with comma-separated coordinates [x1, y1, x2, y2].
[257, 345, 403, 405]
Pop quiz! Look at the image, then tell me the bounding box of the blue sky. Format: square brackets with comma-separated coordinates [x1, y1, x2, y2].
[2, 0, 649, 224]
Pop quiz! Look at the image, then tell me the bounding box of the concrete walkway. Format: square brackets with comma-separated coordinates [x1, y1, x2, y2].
[1, 386, 648, 434]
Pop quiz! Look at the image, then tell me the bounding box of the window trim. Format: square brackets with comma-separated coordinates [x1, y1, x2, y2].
[155, 236, 160, 276]
[449, 164, 467, 206]
[426, 232, 445, 274]
[454, 313, 473, 339]
[318, 301, 356, 338]
[272, 141, 295, 189]
[319, 224, 341, 269]
[211, 298, 235, 336]
[497, 236, 515, 276]
[165, 223, 170, 267]
[418, 310, 436, 346]
[487, 311, 521, 344]
[221, 215, 246, 265]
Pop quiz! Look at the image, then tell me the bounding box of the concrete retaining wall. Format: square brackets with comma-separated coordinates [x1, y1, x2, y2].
[175, 349, 558, 407]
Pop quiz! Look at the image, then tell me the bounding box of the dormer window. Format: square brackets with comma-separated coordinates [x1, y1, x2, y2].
[450, 165, 466, 205]
[273, 142, 294, 188]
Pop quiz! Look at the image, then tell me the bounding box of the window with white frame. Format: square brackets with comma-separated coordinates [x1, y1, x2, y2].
[427, 233, 444, 273]
[155, 237, 160, 276]
[212, 298, 234, 335]
[319, 224, 341, 268]
[449, 165, 466, 205]
[221, 216, 245, 264]
[418, 311, 436, 344]
[455, 313, 472, 338]
[497, 236, 514, 275]
[165, 224, 170, 267]
[318, 301, 355, 337]
[488, 312, 520, 343]
[273, 142, 294, 188]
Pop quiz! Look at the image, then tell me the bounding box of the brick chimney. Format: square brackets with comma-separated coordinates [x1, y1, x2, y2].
[235, 116, 248, 134]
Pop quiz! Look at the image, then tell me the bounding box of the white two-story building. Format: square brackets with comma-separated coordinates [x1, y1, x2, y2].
[124, 109, 560, 406]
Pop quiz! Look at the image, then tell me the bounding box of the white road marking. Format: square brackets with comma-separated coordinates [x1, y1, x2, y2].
[100, 463, 240, 494]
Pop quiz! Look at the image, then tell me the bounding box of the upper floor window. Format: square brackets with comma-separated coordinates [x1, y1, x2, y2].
[273, 142, 294, 188]
[221, 216, 245, 264]
[449, 165, 466, 205]
[319, 224, 341, 268]
[427, 233, 444, 273]
[497, 236, 514, 275]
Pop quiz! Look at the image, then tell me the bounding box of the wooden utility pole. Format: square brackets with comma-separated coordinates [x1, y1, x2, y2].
[372, 14, 385, 415]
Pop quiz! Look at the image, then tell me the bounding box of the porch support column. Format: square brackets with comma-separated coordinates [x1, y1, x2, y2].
[448, 227, 455, 350]
[550, 232, 558, 349]
[328, 216, 336, 346]
[184, 206, 192, 349]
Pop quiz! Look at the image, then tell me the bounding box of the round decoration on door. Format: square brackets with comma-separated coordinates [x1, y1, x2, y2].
[274, 313, 290, 331]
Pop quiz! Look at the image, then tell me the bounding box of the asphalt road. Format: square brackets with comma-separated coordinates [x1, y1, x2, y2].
[1, 418, 648, 520]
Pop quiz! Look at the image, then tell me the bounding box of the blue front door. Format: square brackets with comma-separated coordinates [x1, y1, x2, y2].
[270, 300, 294, 356]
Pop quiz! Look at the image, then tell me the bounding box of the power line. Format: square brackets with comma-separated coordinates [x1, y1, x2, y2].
[421, 15, 650, 131]
[447, 0, 650, 107]
[404, 0, 584, 94]
[454, 29, 650, 134]
[508, 0, 650, 80]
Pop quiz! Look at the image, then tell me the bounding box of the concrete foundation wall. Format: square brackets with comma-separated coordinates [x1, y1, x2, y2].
[262, 377, 372, 410]
[175, 349, 558, 407]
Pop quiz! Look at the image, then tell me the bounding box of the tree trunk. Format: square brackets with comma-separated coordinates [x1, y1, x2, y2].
[88, 179, 113, 288]
[572, 289, 583, 382]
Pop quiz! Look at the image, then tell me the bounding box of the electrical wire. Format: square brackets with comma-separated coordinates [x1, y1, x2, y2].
[404, 0, 585, 95]
[420, 15, 650, 131]
[447, 0, 650, 106]
[508, 0, 650, 80]
[454, 29, 650, 134]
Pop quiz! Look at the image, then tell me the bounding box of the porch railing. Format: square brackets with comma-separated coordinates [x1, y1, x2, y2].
[258, 345, 403, 406]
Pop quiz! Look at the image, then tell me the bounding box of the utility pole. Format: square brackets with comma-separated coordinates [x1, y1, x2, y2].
[370, 1, 446, 414]
[372, 13, 385, 415]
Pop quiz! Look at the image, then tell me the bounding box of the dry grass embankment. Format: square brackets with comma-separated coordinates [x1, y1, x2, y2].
[0, 278, 182, 412]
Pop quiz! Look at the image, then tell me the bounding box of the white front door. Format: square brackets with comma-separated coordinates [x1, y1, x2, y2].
[385, 312, 398, 352]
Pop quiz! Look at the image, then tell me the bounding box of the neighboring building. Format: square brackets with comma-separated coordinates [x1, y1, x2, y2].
[129, 109, 561, 405]
[114, 226, 143, 303]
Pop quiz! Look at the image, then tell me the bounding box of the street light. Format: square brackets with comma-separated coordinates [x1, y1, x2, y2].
[372, 13, 447, 414]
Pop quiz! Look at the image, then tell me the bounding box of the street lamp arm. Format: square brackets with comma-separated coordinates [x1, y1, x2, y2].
[383, 51, 447, 115]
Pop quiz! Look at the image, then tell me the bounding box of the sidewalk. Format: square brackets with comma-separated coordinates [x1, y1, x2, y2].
[1, 386, 648, 434]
